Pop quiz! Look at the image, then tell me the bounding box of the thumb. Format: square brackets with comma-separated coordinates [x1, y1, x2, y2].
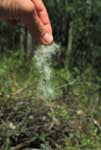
[25, 6, 53, 45]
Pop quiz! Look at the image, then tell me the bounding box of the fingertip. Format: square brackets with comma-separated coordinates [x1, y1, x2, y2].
[39, 32, 54, 45]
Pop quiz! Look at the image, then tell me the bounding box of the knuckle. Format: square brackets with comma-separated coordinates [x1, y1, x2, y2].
[26, 5, 35, 14]
[22, 1, 35, 15]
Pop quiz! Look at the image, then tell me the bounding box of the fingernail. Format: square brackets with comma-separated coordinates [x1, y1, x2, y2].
[42, 33, 53, 44]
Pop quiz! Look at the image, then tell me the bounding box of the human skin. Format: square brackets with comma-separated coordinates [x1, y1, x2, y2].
[0, 0, 53, 45]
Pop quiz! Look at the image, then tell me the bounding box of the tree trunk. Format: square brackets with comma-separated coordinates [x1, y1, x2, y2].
[26, 32, 33, 59]
[20, 27, 25, 52]
[65, 21, 73, 68]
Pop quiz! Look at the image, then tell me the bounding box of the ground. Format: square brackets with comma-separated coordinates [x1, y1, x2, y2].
[0, 51, 100, 150]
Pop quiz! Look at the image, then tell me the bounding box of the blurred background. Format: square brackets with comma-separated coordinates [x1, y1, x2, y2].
[0, 0, 100, 70]
[0, 0, 101, 149]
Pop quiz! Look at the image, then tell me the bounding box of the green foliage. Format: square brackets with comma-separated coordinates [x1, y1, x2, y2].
[0, 52, 100, 149]
[0, 0, 101, 149]
[0, 0, 101, 70]
[0, 51, 37, 95]
[44, 0, 101, 69]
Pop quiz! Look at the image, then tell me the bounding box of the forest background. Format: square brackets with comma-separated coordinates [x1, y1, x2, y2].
[0, 0, 101, 149]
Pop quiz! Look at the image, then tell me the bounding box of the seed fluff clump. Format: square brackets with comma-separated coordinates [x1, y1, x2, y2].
[34, 43, 59, 100]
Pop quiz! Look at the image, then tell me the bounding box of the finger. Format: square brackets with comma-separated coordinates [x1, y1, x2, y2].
[32, 0, 52, 34]
[39, 11, 52, 34]
[25, 7, 53, 45]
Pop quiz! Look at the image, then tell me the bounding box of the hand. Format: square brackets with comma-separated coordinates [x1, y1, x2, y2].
[0, 0, 53, 45]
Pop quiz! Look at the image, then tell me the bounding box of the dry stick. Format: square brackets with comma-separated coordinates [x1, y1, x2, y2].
[11, 84, 33, 96]
[11, 138, 37, 150]
[93, 119, 101, 131]
[49, 139, 62, 150]
[48, 107, 58, 131]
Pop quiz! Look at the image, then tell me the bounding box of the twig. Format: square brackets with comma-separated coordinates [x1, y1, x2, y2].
[55, 80, 76, 90]
[11, 84, 35, 96]
[11, 138, 37, 150]
[93, 119, 101, 131]
[50, 139, 62, 150]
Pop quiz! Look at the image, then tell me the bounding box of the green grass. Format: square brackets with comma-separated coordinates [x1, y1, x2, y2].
[0, 51, 100, 150]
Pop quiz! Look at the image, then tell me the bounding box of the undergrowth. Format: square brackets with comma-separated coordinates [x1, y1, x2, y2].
[0, 50, 100, 150]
